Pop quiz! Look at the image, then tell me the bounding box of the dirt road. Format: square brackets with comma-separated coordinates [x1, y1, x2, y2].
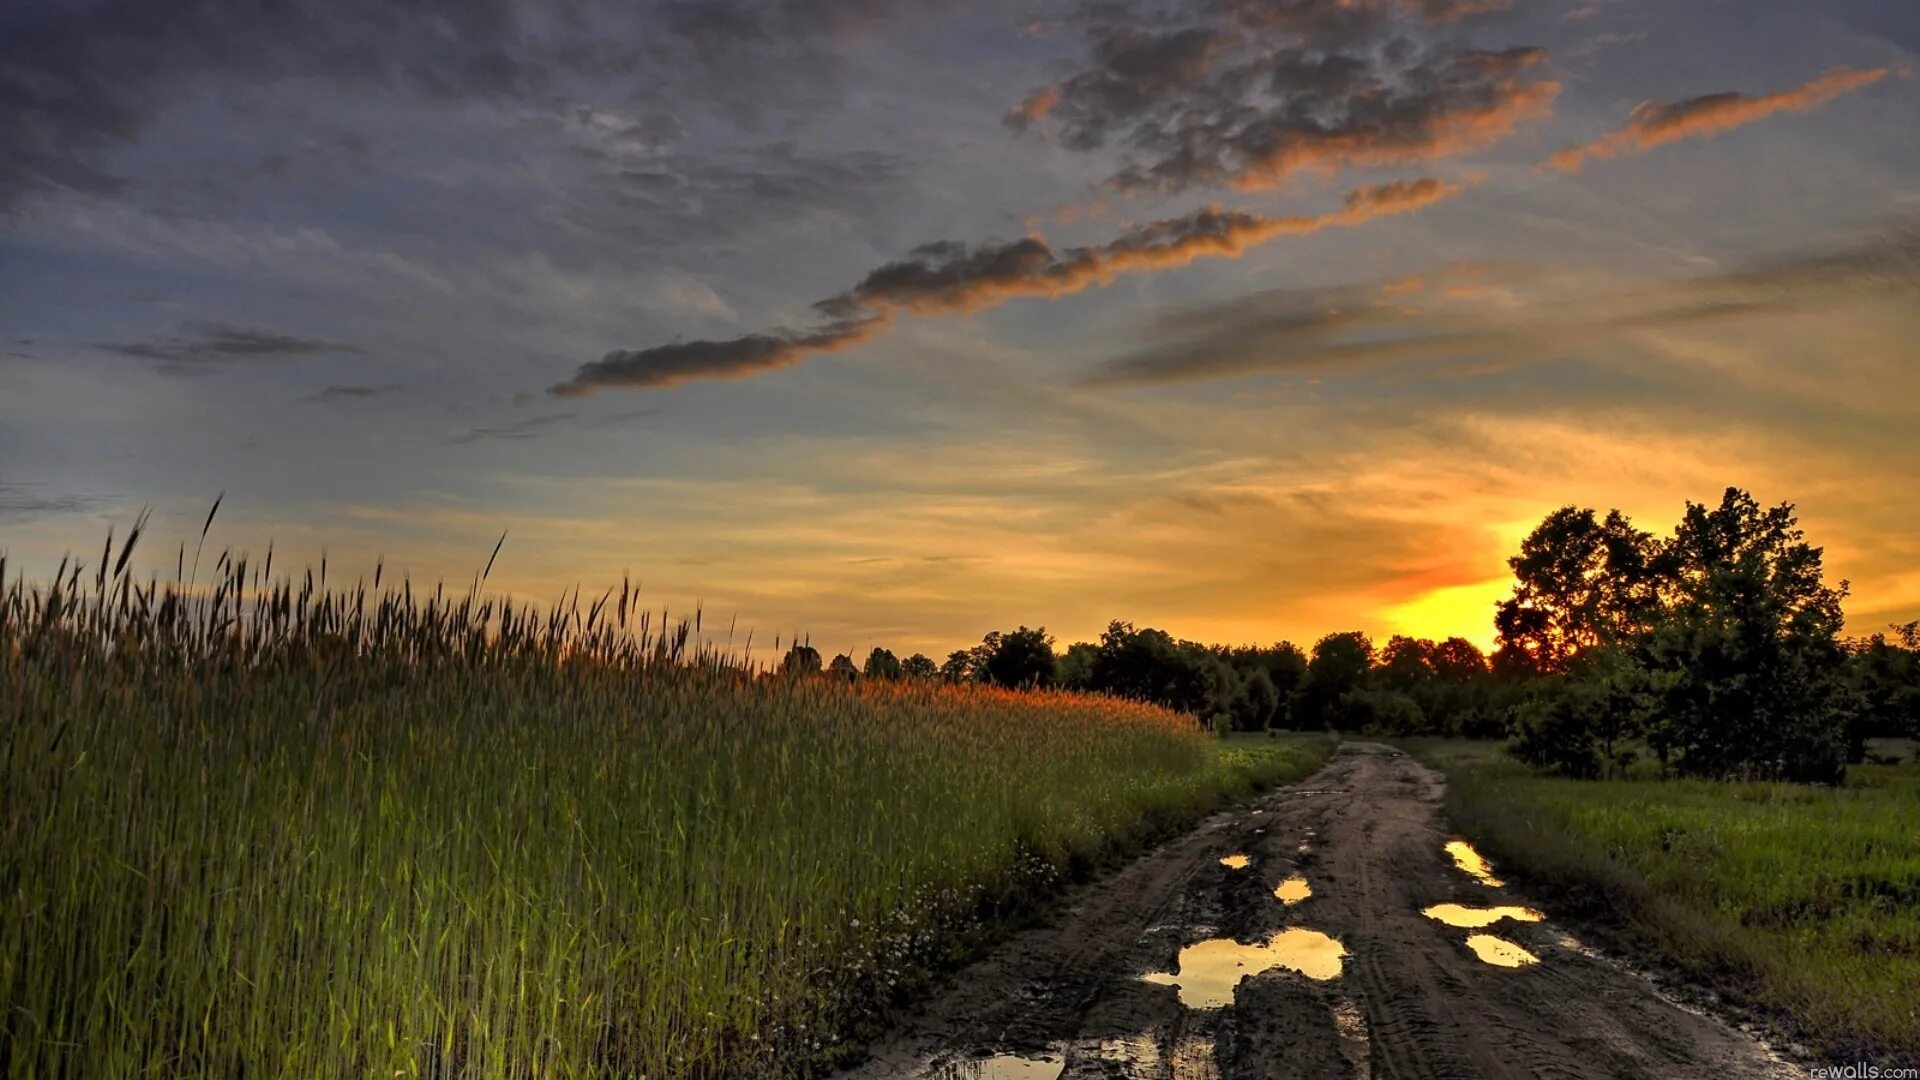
[841, 742, 1796, 1080]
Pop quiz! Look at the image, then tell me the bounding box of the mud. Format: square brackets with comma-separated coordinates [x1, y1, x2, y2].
[839, 742, 1797, 1080]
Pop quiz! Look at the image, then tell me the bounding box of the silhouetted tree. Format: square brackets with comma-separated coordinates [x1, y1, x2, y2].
[1292, 631, 1375, 730]
[863, 647, 903, 680]
[983, 626, 1056, 689]
[1494, 507, 1660, 674]
[939, 649, 976, 683]
[827, 653, 859, 681]
[1055, 641, 1098, 690]
[901, 653, 938, 679]
[780, 643, 822, 676]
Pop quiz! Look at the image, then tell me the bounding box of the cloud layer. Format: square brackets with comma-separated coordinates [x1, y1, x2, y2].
[551, 178, 1461, 395]
[1007, 0, 1559, 193]
[1086, 224, 1920, 387]
[1545, 66, 1899, 173]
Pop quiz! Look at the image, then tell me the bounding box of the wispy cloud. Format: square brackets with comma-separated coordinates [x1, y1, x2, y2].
[552, 179, 1462, 396]
[0, 482, 105, 521]
[97, 321, 358, 372]
[1545, 66, 1900, 173]
[448, 407, 657, 442]
[300, 382, 402, 404]
[1084, 224, 1920, 387]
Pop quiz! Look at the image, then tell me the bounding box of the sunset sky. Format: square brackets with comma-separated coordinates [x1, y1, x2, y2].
[4, 0, 1918, 659]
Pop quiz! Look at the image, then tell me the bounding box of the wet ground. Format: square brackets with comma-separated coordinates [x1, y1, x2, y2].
[840, 742, 1796, 1080]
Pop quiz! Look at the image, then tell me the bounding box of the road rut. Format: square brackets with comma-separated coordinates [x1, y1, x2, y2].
[840, 742, 1795, 1080]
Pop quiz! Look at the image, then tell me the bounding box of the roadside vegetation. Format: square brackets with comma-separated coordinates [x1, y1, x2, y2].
[0, 519, 1331, 1079]
[1404, 738, 1920, 1061]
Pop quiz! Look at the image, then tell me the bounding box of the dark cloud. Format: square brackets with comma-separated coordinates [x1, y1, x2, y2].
[0, 483, 105, 521]
[1084, 224, 1920, 387]
[300, 383, 402, 404]
[97, 322, 359, 372]
[550, 318, 888, 395]
[1010, 0, 1558, 193]
[553, 177, 1461, 395]
[448, 406, 658, 440]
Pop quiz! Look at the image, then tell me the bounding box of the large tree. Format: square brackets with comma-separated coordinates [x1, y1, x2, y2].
[982, 626, 1056, 689]
[1642, 488, 1852, 782]
[1494, 507, 1660, 674]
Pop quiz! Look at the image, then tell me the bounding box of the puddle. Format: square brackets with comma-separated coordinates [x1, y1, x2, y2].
[931, 1053, 1063, 1079]
[1141, 927, 1347, 1007]
[1463, 933, 1539, 968]
[1273, 876, 1312, 905]
[1220, 853, 1251, 870]
[1421, 903, 1543, 928]
[1444, 840, 1504, 887]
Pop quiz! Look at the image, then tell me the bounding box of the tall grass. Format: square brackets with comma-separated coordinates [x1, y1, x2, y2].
[1, 521, 1328, 1078]
[1403, 739, 1920, 1062]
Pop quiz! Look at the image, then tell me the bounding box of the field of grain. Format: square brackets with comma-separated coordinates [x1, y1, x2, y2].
[1403, 738, 1920, 1061]
[0, 535, 1331, 1078]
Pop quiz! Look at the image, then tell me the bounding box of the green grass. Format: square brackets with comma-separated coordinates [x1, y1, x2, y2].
[1401, 738, 1920, 1062]
[0, 536, 1332, 1079]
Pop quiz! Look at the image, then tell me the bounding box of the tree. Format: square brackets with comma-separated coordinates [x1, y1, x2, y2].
[1055, 641, 1098, 690]
[1235, 668, 1280, 731]
[983, 626, 1056, 689]
[1494, 507, 1659, 674]
[863, 647, 903, 680]
[1291, 631, 1375, 730]
[1641, 489, 1852, 782]
[780, 643, 822, 676]
[939, 649, 977, 683]
[1508, 650, 1650, 778]
[1848, 629, 1920, 745]
[1087, 621, 1210, 712]
[827, 653, 859, 681]
[901, 653, 938, 679]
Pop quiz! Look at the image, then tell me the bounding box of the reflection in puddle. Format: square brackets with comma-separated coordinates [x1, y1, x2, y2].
[932, 1053, 1064, 1079]
[1464, 933, 1539, 968]
[1141, 928, 1347, 1007]
[1444, 840, 1504, 887]
[1273, 876, 1312, 905]
[1421, 903, 1543, 928]
[1220, 853, 1251, 870]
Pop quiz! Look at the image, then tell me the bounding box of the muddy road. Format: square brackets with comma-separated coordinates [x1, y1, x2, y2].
[841, 742, 1795, 1080]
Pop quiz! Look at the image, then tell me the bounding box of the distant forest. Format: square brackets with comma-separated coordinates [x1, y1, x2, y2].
[784, 488, 1920, 784]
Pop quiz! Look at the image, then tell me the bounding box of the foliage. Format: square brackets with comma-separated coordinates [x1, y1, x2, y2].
[781, 641, 822, 675]
[981, 625, 1056, 689]
[1493, 506, 1660, 674]
[863, 646, 904, 680]
[1500, 488, 1869, 784]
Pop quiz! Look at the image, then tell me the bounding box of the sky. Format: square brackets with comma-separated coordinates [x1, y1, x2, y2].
[3, 0, 1918, 661]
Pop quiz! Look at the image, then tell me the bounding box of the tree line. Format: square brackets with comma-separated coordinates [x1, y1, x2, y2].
[780, 488, 1920, 784]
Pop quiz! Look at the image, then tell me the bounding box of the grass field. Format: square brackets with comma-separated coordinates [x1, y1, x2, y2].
[1402, 738, 1920, 1061]
[0, 539, 1331, 1078]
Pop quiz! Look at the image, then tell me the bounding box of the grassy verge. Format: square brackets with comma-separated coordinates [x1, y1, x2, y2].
[1, 543, 1330, 1078]
[1401, 738, 1920, 1063]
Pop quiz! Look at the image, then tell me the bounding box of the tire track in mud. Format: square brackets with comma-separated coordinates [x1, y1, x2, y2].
[839, 742, 1798, 1080]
